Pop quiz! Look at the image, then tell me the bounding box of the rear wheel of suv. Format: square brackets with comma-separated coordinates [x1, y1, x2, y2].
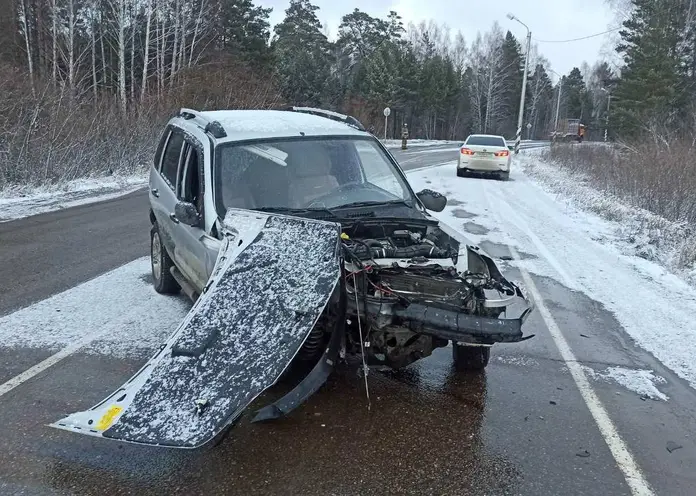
[499, 171, 510, 181]
[151, 225, 180, 294]
[452, 344, 490, 371]
[457, 169, 466, 177]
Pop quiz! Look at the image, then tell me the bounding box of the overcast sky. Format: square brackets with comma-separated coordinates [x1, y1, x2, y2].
[258, 0, 619, 80]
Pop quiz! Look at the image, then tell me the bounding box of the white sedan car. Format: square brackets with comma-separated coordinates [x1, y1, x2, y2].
[457, 134, 512, 180]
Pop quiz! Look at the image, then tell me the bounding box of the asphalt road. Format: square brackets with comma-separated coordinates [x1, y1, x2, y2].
[0, 142, 694, 496]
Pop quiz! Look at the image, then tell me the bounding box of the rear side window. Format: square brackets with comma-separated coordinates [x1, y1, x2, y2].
[160, 130, 185, 188]
[153, 127, 169, 169]
[180, 144, 203, 213]
[466, 136, 506, 147]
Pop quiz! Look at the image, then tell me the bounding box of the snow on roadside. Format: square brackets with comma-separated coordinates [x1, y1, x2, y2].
[583, 365, 669, 401]
[0, 257, 190, 358]
[0, 174, 147, 222]
[405, 160, 696, 391]
[518, 149, 696, 284]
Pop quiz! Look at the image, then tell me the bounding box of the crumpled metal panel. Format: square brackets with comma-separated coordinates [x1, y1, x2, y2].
[51, 210, 341, 448]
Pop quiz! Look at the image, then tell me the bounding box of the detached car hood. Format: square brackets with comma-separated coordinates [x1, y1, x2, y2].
[51, 210, 342, 448]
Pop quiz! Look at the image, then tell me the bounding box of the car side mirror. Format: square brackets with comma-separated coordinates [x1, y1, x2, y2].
[417, 189, 447, 212]
[507, 145, 514, 151]
[175, 201, 200, 227]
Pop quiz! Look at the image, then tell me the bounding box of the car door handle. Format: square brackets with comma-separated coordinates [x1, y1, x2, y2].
[151, 188, 159, 197]
[169, 213, 179, 224]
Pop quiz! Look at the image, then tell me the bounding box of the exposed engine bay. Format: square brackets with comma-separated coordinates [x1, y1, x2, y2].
[298, 218, 527, 370]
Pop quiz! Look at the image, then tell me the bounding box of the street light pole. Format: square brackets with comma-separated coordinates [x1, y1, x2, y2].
[548, 68, 562, 138]
[601, 88, 611, 142]
[507, 13, 531, 155]
[555, 78, 562, 134]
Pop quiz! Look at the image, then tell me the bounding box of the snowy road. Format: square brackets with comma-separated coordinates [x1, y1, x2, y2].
[0, 145, 694, 495]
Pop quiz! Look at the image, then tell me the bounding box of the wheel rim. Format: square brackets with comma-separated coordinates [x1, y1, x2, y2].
[151, 232, 162, 282]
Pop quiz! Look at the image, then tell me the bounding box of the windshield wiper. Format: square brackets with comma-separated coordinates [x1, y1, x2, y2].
[254, 206, 342, 220]
[333, 199, 412, 210]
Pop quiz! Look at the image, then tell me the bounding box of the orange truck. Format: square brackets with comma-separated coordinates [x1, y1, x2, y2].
[551, 118, 585, 142]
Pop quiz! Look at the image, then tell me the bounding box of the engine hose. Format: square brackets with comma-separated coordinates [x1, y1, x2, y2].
[351, 242, 447, 260]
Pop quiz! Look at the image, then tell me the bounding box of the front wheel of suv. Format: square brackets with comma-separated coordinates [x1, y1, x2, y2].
[452, 343, 490, 371]
[151, 225, 180, 294]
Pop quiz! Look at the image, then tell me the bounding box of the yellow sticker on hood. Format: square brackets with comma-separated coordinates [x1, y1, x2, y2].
[95, 405, 123, 431]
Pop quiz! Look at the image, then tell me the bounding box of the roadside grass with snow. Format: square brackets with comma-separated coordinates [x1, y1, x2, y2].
[518, 148, 696, 284]
[0, 173, 148, 222]
[406, 158, 696, 391]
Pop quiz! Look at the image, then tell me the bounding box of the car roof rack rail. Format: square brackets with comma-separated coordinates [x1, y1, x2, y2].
[287, 106, 366, 132]
[177, 108, 227, 139]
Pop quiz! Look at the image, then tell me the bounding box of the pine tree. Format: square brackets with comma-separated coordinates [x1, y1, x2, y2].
[498, 31, 523, 137]
[272, 0, 334, 106]
[525, 64, 553, 139]
[210, 0, 273, 68]
[563, 68, 587, 119]
[336, 9, 401, 100]
[614, 0, 688, 134]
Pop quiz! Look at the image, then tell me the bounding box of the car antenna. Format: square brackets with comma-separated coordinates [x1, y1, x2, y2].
[352, 272, 371, 410]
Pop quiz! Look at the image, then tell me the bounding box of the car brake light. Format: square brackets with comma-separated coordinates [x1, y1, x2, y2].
[494, 150, 509, 157]
[461, 148, 474, 155]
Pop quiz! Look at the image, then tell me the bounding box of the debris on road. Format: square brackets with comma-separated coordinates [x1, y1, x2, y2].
[666, 441, 683, 453]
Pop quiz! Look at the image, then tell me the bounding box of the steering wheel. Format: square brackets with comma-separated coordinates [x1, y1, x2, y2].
[304, 181, 364, 208]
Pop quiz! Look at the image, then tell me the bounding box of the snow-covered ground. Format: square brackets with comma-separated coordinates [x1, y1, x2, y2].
[407, 157, 696, 392]
[0, 258, 189, 358]
[582, 365, 669, 401]
[0, 174, 147, 222]
[520, 149, 696, 283]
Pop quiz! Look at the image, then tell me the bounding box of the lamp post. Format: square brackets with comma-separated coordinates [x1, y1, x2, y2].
[548, 68, 562, 139]
[600, 88, 611, 142]
[507, 13, 532, 154]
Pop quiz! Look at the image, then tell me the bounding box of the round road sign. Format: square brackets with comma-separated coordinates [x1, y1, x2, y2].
[383, 107, 391, 117]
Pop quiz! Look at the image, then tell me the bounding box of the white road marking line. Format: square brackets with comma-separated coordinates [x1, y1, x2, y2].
[481, 182, 655, 496]
[0, 258, 190, 397]
[0, 333, 105, 397]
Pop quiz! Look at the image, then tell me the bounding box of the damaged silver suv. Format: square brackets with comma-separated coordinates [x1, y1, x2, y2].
[52, 107, 534, 449]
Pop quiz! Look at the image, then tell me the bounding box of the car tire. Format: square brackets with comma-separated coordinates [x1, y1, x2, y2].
[457, 169, 465, 177]
[151, 225, 180, 295]
[499, 171, 510, 181]
[452, 344, 490, 371]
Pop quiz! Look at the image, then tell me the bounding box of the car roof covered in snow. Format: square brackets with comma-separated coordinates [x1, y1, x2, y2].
[178, 109, 368, 143]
